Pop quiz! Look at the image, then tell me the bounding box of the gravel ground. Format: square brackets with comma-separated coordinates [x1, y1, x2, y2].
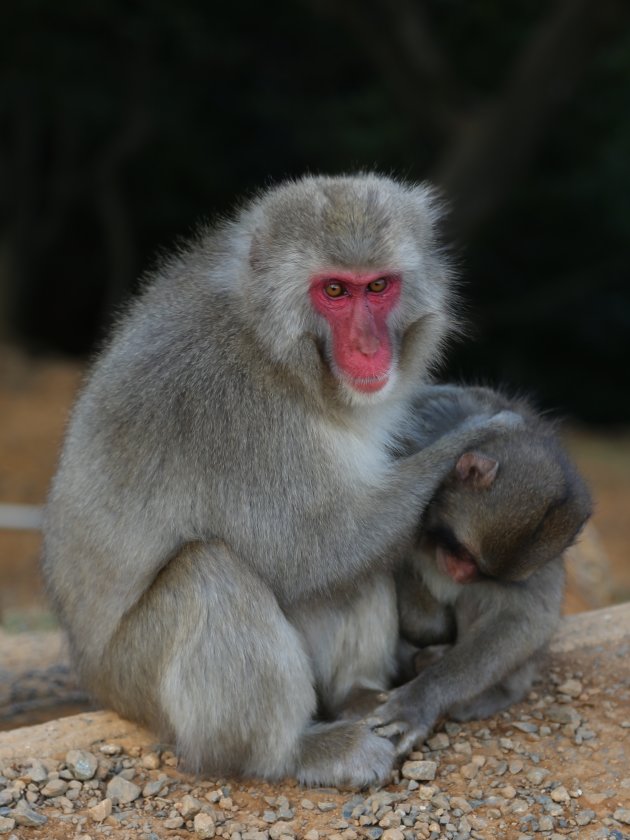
[1, 641, 629, 840]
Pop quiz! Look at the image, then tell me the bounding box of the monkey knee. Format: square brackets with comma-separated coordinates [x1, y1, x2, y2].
[156, 545, 318, 775]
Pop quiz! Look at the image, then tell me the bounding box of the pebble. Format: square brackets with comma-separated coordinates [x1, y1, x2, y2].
[513, 722, 538, 733]
[427, 733, 450, 751]
[141, 752, 161, 770]
[401, 760, 437, 781]
[164, 815, 185, 829]
[23, 760, 48, 784]
[304, 831, 319, 840]
[65, 749, 99, 781]
[558, 679, 582, 698]
[194, 811, 216, 837]
[143, 778, 168, 797]
[526, 768, 549, 785]
[40, 778, 69, 797]
[613, 809, 630, 825]
[381, 830, 404, 840]
[317, 801, 336, 812]
[11, 801, 48, 827]
[0, 817, 15, 834]
[99, 743, 122, 756]
[576, 809, 596, 826]
[88, 798, 112, 822]
[500, 785, 517, 799]
[106, 775, 141, 805]
[178, 794, 202, 818]
[550, 786, 570, 803]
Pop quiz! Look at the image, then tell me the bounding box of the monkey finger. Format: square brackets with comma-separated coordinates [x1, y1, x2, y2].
[394, 725, 430, 758]
[373, 721, 408, 739]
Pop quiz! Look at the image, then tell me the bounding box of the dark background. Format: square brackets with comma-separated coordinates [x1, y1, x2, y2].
[2, 0, 629, 422]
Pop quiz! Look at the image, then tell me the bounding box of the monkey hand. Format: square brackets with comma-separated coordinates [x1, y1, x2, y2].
[365, 682, 437, 758]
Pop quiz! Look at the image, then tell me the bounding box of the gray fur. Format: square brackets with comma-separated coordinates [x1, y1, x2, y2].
[368, 384, 592, 755]
[42, 175, 510, 785]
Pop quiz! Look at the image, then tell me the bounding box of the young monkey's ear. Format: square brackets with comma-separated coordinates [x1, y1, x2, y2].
[455, 451, 499, 489]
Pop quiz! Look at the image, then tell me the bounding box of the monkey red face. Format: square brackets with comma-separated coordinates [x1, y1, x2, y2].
[309, 271, 401, 393]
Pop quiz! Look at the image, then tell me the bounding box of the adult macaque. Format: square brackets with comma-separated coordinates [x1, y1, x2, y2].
[367, 385, 592, 755]
[43, 176, 514, 786]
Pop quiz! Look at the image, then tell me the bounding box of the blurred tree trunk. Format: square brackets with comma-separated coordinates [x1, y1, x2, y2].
[309, 0, 626, 240]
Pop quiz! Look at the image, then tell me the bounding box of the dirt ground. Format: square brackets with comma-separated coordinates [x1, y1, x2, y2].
[0, 346, 629, 628]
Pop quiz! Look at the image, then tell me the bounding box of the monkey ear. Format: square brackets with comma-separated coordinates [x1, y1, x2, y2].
[455, 452, 499, 489]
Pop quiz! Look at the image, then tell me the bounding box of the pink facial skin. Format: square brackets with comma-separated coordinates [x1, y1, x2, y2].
[309, 271, 402, 394]
[436, 545, 480, 584]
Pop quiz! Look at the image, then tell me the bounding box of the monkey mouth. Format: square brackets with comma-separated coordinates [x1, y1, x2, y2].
[436, 545, 480, 584]
[342, 370, 390, 393]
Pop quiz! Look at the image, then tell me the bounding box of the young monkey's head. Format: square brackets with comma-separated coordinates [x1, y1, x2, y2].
[420, 428, 592, 584]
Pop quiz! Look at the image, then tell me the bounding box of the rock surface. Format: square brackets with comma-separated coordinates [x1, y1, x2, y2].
[0, 605, 629, 839]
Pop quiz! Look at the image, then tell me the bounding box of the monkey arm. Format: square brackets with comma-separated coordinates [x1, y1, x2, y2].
[369, 559, 563, 756]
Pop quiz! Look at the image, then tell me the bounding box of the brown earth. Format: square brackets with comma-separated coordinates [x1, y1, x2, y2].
[1, 605, 629, 840]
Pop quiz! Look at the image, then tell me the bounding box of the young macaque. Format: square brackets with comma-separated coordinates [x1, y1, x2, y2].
[368, 385, 592, 755]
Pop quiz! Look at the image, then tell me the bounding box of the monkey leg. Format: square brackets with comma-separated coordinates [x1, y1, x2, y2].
[288, 572, 399, 719]
[101, 542, 394, 786]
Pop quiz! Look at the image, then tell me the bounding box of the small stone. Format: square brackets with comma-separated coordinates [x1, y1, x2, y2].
[381, 830, 404, 840]
[11, 801, 48, 828]
[317, 801, 336, 812]
[538, 815, 554, 831]
[0, 817, 15, 835]
[301, 799, 315, 810]
[143, 778, 168, 797]
[23, 760, 48, 784]
[66, 749, 99, 781]
[141, 752, 161, 770]
[614, 809, 630, 825]
[550, 786, 570, 803]
[500, 785, 517, 799]
[106, 775, 141, 805]
[178, 794, 202, 818]
[194, 812, 216, 838]
[0, 790, 16, 807]
[263, 810, 277, 822]
[401, 760, 437, 782]
[99, 743, 122, 756]
[575, 810, 595, 826]
[526, 768, 549, 785]
[461, 762, 478, 780]
[41, 778, 69, 797]
[509, 760, 524, 774]
[453, 742, 472, 756]
[512, 722, 538, 734]
[427, 733, 449, 751]
[165, 816, 185, 829]
[450, 797, 472, 814]
[547, 705, 580, 726]
[89, 798, 112, 822]
[269, 824, 295, 839]
[558, 679, 582, 698]
[304, 832, 319, 840]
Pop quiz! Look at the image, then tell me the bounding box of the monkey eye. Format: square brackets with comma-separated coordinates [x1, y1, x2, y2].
[367, 278, 388, 293]
[323, 282, 345, 298]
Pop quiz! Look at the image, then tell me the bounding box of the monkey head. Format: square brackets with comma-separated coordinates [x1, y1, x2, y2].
[241, 175, 454, 404]
[420, 428, 592, 584]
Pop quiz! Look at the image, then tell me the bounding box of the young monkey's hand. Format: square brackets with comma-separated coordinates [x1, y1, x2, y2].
[365, 682, 437, 758]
